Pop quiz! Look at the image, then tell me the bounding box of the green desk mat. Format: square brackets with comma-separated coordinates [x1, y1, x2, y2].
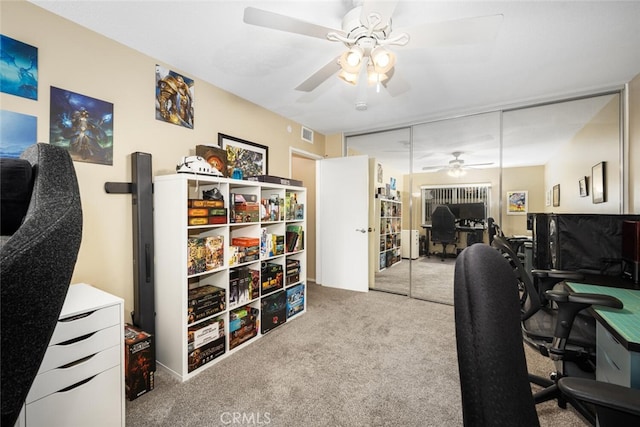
[567, 282, 640, 346]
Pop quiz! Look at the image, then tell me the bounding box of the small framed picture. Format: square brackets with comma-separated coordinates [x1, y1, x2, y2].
[553, 184, 560, 207]
[592, 162, 605, 204]
[506, 190, 528, 215]
[579, 176, 588, 197]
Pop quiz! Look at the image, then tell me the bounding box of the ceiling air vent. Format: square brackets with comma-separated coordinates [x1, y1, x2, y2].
[301, 126, 314, 143]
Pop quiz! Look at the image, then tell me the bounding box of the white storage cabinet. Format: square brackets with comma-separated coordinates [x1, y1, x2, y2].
[18, 283, 125, 427]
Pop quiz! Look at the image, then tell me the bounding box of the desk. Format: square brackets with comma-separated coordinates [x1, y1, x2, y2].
[566, 283, 640, 389]
[421, 224, 485, 255]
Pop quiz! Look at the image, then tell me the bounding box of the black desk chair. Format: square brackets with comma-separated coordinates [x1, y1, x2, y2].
[454, 244, 640, 427]
[1, 143, 83, 426]
[491, 236, 623, 424]
[430, 205, 457, 261]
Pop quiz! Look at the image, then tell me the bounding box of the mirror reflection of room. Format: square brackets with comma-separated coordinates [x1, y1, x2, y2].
[346, 92, 623, 306]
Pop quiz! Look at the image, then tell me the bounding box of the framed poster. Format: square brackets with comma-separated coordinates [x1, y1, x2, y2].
[218, 133, 268, 178]
[592, 162, 605, 204]
[0, 35, 38, 100]
[506, 190, 528, 215]
[579, 176, 588, 197]
[49, 86, 113, 165]
[553, 184, 560, 207]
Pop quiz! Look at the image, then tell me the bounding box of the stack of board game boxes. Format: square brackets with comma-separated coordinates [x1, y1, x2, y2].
[260, 194, 284, 222]
[187, 236, 224, 274]
[230, 237, 260, 265]
[230, 193, 259, 223]
[286, 259, 301, 285]
[187, 285, 225, 323]
[187, 316, 225, 372]
[261, 262, 283, 295]
[187, 199, 227, 225]
[229, 306, 259, 350]
[229, 267, 260, 308]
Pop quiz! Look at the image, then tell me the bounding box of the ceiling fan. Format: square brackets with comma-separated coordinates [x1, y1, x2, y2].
[243, 1, 503, 108]
[422, 152, 494, 177]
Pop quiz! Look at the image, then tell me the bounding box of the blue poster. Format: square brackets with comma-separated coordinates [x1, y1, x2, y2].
[0, 110, 37, 158]
[0, 34, 38, 100]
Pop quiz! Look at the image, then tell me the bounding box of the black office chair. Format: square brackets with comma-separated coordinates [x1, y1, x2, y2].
[1, 143, 83, 426]
[491, 235, 623, 424]
[454, 244, 640, 427]
[430, 205, 457, 261]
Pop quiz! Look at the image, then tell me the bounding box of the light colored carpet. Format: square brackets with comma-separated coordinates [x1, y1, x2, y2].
[126, 283, 586, 427]
[374, 256, 456, 305]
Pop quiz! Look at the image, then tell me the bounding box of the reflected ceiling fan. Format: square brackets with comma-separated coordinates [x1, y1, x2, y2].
[422, 152, 494, 177]
[243, 1, 503, 108]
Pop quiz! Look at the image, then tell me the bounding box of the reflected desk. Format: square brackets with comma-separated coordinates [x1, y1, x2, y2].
[421, 224, 485, 256]
[566, 282, 640, 389]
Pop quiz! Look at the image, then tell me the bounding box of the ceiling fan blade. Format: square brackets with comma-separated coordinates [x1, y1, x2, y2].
[295, 56, 342, 92]
[382, 68, 411, 97]
[243, 7, 345, 40]
[360, 0, 398, 29]
[396, 14, 504, 48]
[465, 162, 495, 168]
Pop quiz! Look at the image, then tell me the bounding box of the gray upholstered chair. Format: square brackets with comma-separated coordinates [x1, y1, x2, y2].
[1, 143, 83, 426]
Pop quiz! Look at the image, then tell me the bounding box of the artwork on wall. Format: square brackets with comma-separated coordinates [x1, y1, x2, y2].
[506, 190, 528, 215]
[545, 189, 551, 207]
[377, 163, 383, 184]
[0, 110, 37, 157]
[579, 176, 589, 197]
[0, 34, 38, 100]
[49, 86, 114, 165]
[218, 133, 268, 179]
[155, 65, 194, 129]
[592, 162, 606, 204]
[390, 177, 396, 190]
[553, 184, 560, 207]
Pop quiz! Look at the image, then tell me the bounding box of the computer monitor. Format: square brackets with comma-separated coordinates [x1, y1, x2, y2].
[447, 202, 486, 223]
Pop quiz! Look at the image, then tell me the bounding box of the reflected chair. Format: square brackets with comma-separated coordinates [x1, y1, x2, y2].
[430, 205, 457, 261]
[490, 235, 623, 424]
[454, 244, 640, 427]
[1, 143, 83, 426]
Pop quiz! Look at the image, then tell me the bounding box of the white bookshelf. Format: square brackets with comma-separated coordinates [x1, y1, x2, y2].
[153, 174, 306, 381]
[376, 197, 402, 272]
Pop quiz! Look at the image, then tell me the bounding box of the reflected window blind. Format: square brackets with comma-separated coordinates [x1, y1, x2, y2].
[422, 184, 491, 224]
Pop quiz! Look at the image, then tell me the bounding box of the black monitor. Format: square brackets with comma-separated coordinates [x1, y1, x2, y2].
[448, 202, 485, 223]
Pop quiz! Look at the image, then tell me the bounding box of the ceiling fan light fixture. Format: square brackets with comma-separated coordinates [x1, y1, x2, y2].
[448, 168, 466, 178]
[340, 46, 364, 73]
[371, 46, 395, 74]
[338, 69, 359, 85]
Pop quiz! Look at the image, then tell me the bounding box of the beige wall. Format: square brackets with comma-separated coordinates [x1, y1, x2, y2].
[544, 96, 621, 214]
[1, 0, 327, 320]
[291, 155, 316, 280]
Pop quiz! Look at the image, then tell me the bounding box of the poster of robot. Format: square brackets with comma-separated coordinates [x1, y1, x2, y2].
[0, 34, 38, 100]
[49, 86, 114, 165]
[155, 65, 194, 129]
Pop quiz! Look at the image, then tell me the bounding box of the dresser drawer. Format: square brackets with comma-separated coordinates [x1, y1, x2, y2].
[26, 345, 120, 404]
[25, 365, 122, 427]
[38, 324, 121, 374]
[596, 321, 630, 387]
[49, 304, 120, 345]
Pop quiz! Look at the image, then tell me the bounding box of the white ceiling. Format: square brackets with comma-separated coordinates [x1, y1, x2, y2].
[29, 1, 640, 171]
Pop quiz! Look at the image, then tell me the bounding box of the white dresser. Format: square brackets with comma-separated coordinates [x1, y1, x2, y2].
[16, 283, 125, 427]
